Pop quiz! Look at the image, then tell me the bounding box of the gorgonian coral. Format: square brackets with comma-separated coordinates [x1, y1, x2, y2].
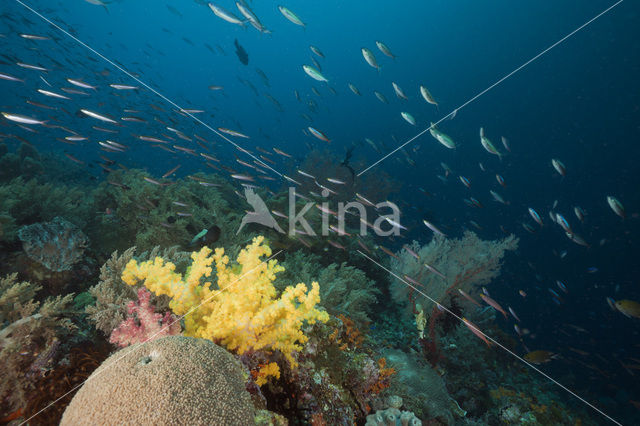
[390, 231, 518, 320]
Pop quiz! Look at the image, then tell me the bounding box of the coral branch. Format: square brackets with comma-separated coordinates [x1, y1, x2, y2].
[109, 287, 181, 347]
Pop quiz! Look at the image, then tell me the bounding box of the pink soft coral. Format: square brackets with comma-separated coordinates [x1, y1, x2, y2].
[109, 287, 181, 347]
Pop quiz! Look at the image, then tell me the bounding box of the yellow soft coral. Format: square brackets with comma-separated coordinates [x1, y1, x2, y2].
[253, 362, 281, 386]
[122, 236, 329, 380]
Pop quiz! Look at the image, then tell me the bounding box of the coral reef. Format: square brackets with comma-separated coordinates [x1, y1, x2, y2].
[61, 336, 256, 425]
[279, 251, 380, 328]
[390, 232, 518, 364]
[380, 348, 465, 424]
[109, 287, 181, 347]
[489, 386, 587, 425]
[121, 236, 329, 382]
[85, 246, 184, 338]
[0, 142, 43, 183]
[0, 273, 76, 418]
[85, 247, 139, 336]
[91, 169, 247, 254]
[261, 316, 398, 424]
[17, 216, 88, 272]
[365, 404, 422, 426]
[19, 342, 110, 425]
[390, 232, 518, 320]
[0, 177, 92, 245]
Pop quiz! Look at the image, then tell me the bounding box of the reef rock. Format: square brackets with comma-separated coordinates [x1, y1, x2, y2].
[17, 216, 88, 272]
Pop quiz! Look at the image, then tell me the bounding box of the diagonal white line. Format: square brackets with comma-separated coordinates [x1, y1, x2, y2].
[357, 0, 624, 177]
[357, 250, 622, 425]
[13, 0, 284, 178]
[20, 249, 283, 425]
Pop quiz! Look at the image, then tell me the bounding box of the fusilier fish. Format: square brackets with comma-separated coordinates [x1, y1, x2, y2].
[392, 82, 408, 99]
[110, 84, 139, 90]
[420, 85, 438, 107]
[528, 208, 543, 226]
[66, 78, 96, 89]
[490, 190, 507, 204]
[361, 48, 380, 70]
[462, 318, 492, 347]
[429, 123, 456, 149]
[302, 65, 327, 82]
[423, 219, 446, 236]
[308, 126, 330, 142]
[480, 294, 508, 319]
[310, 45, 324, 58]
[217, 127, 249, 138]
[555, 213, 572, 234]
[0, 72, 24, 82]
[501, 136, 511, 152]
[401, 112, 415, 125]
[551, 158, 566, 177]
[375, 41, 395, 59]
[19, 33, 50, 40]
[374, 91, 388, 104]
[236, 2, 268, 32]
[1, 112, 45, 125]
[37, 89, 70, 100]
[17, 62, 48, 71]
[278, 5, 305, 27]
[479, 127, 502, 159]
[606, 196, 625, 219]
[348, 83, 360, 95]
[208, 3, 244, 26]
[80, 109, 118, 124]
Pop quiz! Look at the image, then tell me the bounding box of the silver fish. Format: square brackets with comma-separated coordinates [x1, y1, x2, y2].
[361, 47, 380, 70]
[208, 2, 244, 26]
[1, 112, 45, 125]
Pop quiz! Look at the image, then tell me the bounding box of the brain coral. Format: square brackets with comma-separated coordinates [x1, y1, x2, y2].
[61, 336, 255, 425]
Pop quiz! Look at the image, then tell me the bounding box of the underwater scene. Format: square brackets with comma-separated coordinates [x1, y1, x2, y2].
[0, 0, 638, 424]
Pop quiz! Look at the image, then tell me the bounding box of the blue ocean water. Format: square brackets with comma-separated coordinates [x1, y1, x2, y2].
[1, 0, 639, 424]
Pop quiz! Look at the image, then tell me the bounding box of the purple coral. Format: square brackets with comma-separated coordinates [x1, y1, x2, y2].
[109, 287, 181, 347]
[17, 216, 88, 272]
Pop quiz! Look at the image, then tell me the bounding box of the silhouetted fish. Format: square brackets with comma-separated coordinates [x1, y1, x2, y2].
[234, 39, 248, 65]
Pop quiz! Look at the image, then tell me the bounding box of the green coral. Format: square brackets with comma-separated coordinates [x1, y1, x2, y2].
[86, 246, 182, 337]
[279, 251, 380, 327]
[91, 169, 250, 254]
[0, 177, 92, 243]
[0, 142, 43, 183]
